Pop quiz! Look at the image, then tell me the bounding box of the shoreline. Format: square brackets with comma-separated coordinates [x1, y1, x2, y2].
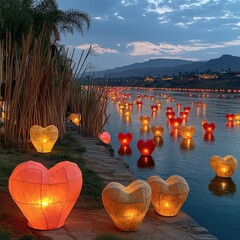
[41, 123, 218, 240]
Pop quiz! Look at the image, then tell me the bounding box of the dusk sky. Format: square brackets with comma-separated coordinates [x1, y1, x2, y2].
[57, 0, 240, 71]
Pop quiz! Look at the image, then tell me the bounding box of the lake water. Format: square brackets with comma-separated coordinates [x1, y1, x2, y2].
[105, 89, 240, 240]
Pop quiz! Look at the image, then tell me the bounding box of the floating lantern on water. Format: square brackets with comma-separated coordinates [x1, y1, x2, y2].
[30, 125, 59, 153]
[226, 114, 234, 122]
[98, 131, 111, 144]
[202, 103, 207, 108]
[118, 103, 125, 110]
[166, 111, 175, 120]
[147, 175, 189, 217]
[177, 103, 182, 110]
[118, 132, 133, 146]
[183, 107, 191, 113]
[151, 126, 164, 137]
[137, 139, 156, 156]
[210, 155, 238, 178]
[179, 126, 195, 139]
[137, 101, 143, 108]
[180, 111, 188, 120]
[102, 180, 151, 231]
[123, 109, 131, 118]
[208, 176, 236, 197]
[140, 116, 150, 126]
[9, 161, 82, 230]
[137, 156, 155, 168]
[118, 145, 132, 155]
[156, 100, 161, 108]
[203, 122, 215, 134]
[151, 105, 158, 112]
[166, 107, 173, 112]
[69, 113, 81, 126]
[234, 114, 240, 124]
[169, 117, 182, 129]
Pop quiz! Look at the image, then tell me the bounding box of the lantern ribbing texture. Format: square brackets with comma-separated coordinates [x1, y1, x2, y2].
[30, 125, 58, 153]
[9, 161, 82, 230]
[147, 175, 189, 217]
[102, 180, 151, 231]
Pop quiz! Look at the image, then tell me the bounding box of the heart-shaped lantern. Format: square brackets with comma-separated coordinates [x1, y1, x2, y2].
[98, 131, 111, 144]
[151, 105, 158, 112]
[102, 179, 151, 231]
[123, 109, 131, 118]
[203, 122, 215, 133]
[169, 117, 182, 129]
[9, 161, 82, 230]
[234, 113, 240, 124]
[147, 175, 189, 217]
[69, 113, 81, 126]
[166, 111, 175, 120]
[226, 114, 234, 121]
[166, 107, 173, 112]
[210, 155, 238, 178]
[183, 107, 191, 113]
[140, 116, 150, 126]
[137, 101, 143, 107]
[151, 126, 164, 137]
[118, 132, 133, 146]
[180, 111, 188, 119]
[30, 125, 59, 153]
[179, 126, 195, 139]
[137, 139, 156, 156]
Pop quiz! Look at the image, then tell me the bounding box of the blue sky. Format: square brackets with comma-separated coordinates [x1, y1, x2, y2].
[57, 0, 240, 71]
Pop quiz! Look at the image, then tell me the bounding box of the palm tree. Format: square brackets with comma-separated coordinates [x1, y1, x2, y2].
[0, 0, 91, 45]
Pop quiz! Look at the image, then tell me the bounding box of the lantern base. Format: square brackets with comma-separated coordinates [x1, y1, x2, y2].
[27, 221, 64, 230]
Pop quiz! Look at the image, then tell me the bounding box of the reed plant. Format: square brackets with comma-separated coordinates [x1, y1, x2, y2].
[0, 28, 90, 148]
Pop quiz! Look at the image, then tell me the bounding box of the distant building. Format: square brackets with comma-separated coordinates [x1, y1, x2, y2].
[198, 74, 218, 79]
[161, 77, 173, 81]
[144, 76, 155, 82]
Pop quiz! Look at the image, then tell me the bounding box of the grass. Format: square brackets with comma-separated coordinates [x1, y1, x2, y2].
[0, 125, 104, 239]
[96, 234, 134, 240]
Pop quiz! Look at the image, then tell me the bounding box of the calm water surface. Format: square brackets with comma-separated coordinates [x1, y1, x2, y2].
[105, 90, 240, 240]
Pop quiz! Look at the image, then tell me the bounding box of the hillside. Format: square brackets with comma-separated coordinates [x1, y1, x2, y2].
[94, 54, 240, 78]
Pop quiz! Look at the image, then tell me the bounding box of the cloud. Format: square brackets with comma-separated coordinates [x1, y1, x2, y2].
[121, 0, 138, 6]
[93, 16, 108, 21]
[179, 0, 211, 10]
[146, 0, 173, 15]
[114, 12, 125, 20]
[76, 44, 118, 54]
[126, 38, 240, 56]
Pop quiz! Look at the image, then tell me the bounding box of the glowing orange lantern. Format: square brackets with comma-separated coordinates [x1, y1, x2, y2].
[9, 161, 82, 230]
[30, 125, 59, 153]
[140, 116, 150, 126]
[210, 155, 238, 178]
[166, 111, 175, 120]
[179, 126, 195, 139]
[118, 132, 133, 146]
[180, 111, 188, 119]
[123, 109, 131, 118]
[166, 107, 173, 112]
[102, 180, 151, 231]
[226, 114, 234, 122]
[137, 139, 156, 156]
[234, 113, 240, 124]
[69, 113, 81, 126]
[147, 175, 189, 217]
[203, 122, 215, 134]
[169, 117, 182, 129]
[151, 126, 164, 137]
[98, 131, 111, 144]
[183, 107, 191, 113]
[151, 105, 158, 112]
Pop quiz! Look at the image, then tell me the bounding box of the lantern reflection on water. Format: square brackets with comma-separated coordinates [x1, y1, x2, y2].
[118, 145, 132, 155]
[102, 180, 151, 231]
[208, 176, 236, 197]
[147, 175, 189, 217]
[137, 155, 155, 168]
[180, 139, 195, 150]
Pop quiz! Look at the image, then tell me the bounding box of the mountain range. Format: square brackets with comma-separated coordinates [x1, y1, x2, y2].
[95, 54, 240, 78]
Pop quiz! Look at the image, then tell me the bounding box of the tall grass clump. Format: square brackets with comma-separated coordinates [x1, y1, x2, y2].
[0, 28, 89, 148]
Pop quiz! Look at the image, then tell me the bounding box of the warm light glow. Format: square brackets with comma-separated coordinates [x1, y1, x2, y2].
[140, 116, 150, 126]
[69, 113, 81, 126]
[179, 126, 195, 139]
[30, 125, 59, 153]
[137, 139, 156, 156]
[9, 161, 82, 230]
[210, 155, 238, 178]
[102, 180, 151, 231]
[147, 175, 189, 217]
[98, 131, 111, 144]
